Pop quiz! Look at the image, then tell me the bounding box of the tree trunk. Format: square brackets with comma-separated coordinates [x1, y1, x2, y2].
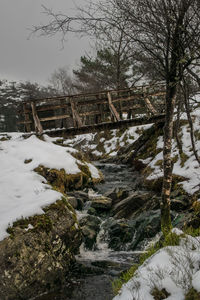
[161, 83, 176, 236]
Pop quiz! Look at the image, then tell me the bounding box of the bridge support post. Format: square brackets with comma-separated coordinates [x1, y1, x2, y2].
[107, 92, 121, 122]
[70, 98, 82, 128]
[31, 102, 43, 135]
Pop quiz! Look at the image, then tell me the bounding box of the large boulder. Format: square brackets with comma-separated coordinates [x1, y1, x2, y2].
[79, 215, 101, 250]
[101, 210, 162, 251]
[91, 196, 112, 212]
[112, 191, 155, 219]
[0, 198, 82, 300]
[104, 187, 129, 205]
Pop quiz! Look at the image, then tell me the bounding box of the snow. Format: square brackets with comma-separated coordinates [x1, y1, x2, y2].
[87, 162, 101, 179]
[0, 133, 100, 241]
[63, 123, 154, 158]
[113, 231, 200, 300]
[146, 107, 200, 195]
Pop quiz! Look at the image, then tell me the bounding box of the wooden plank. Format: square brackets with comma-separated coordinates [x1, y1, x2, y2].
[23, 103, 31, 132]
[19, 91, 165, 115]
[22, 84, 165, 105]
[107, 92, 121, 122]
[19, 104, 70, 114]
[18, 104, 140, 125]
[43, 114, 165, 138]
[37, 103, 70, 112]
[39, 114, 71, 122]
[31, 102, 43, 134]
[80, 110, 101, 117]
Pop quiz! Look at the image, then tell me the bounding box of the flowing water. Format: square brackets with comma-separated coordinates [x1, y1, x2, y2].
[35, 163, 143, 300]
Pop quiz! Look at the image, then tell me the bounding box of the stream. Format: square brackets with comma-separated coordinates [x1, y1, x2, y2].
[35, 162, 146, 300]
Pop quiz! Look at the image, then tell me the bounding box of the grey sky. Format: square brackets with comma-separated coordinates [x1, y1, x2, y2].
[0, 0, 90, 85]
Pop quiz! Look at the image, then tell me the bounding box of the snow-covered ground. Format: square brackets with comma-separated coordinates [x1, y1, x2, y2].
[0, 133, 101, 241]
[113, 229, 200, 300]
[64, 124, 153, 158]
[145, 107, 200, 195]
[64, 106, 200, 196]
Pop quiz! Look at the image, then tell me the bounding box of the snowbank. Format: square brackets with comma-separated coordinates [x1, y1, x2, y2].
[113, 230, 200, 300]
[0, 133, 101, 241]
[146, 107, 200, 195]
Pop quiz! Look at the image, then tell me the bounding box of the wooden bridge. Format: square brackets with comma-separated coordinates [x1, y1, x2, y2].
[18, 84, 166, 137]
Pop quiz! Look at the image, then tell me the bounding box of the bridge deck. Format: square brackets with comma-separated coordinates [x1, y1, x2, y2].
[18, 84, 166, 136]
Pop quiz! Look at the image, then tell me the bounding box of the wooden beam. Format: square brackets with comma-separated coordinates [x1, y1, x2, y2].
[107, 92, 121, 122]
[70, 98, 83, 128]
[44, 114, 165, 138]
[39, 114, 70, 122]
[18, 120, 32, 125]
[144, 97, 158, 115]
[31, 102, 43, 134]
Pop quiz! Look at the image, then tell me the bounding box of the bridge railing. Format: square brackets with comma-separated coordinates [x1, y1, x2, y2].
[17, 84, 166, 134]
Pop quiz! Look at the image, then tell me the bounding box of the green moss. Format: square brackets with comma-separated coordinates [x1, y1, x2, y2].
[77, 163, 91, 178]
[179, 119, 189, 127]
[112, 264, 139, 295]
[155, 159, 163, 167]
[34, 165, 92, 192]
[6, 214, 53, 237]
[194, 129, 200, 141]
[70, 150, 89, 163]
[144, 176, 163, 193]
[115, 127, 126, 138]
[136, 126, 163, 161]
[172, 154, 179, 164]
[151, 288, 170, 299]
[24, 159, 32, 164]
[112, 231, 183, 295]
[135, 127, 145, 135]
[185, 288, 200, 299]
[0, 136, 10, 141]
[172, 175, 188, 193]
[32, 215, 53, 232]
[151, 288, 170, 300]
[183, 226, 200, 238]
[180, 152, 189, 167]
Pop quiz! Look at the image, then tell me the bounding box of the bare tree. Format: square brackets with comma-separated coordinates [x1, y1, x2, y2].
[49, 67, 75, 95]
[113, 0, 200, 235]
[33, 0, 200, 235]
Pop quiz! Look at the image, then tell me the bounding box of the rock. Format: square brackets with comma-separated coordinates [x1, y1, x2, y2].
[67, 196, 78, 209]
[88, 207, 97, 216]
[101, 210, 163, 251]
[184, 212, 200, 229]
[129, 210, 161, 249]
[0, 198, 82, 300]
[79, 215, 101, 250]
[68, 190, 89, 202]
[170, 196, 189, 211]
[91, 196, 112, 211]
[113, 191, 154, 219]
[103, 218, 133, 251]
[104, 188, 129, 205]
[66, 191, 89, 210]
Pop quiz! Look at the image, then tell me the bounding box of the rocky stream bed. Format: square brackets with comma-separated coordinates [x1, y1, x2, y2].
[33, 162, 175, 300]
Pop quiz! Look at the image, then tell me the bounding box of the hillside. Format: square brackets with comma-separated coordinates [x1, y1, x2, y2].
[0, 100, 199, 299]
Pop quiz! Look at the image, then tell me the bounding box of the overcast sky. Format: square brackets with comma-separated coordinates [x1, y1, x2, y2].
[0, 0, 91, 85]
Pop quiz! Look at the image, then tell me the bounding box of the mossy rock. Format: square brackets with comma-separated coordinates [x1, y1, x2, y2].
[34, 164, 100, 193]
[1, 198, 82, 300]
[185, 288, 200, 300]
[144, 174, 188, 193]
[151, 287, 170, 300]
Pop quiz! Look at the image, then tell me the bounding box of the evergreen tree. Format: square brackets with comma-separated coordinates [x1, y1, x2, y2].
[73, 48, 132, 93]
